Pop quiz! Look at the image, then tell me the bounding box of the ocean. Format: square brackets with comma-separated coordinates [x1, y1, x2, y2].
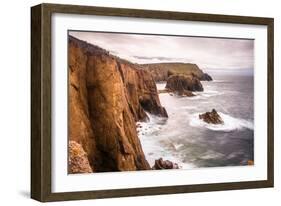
[138, 73, 254, 169]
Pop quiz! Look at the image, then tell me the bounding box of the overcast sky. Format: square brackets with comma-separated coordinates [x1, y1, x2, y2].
[69, 31, 254, 70]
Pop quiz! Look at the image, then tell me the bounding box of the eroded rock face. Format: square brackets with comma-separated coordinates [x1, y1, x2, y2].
[165, 74, 203, 95]
[68, 36, 168, 172]
[68, 141, 93, 173]
[199, 109, 224, 124]
[69, 37, 100, 170]
[118, 62, 168, 120]
[152, 158, 179, 169]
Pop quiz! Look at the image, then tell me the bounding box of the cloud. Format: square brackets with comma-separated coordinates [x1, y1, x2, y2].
[69, 31, 254, 70]
[132, 55, 192, 62]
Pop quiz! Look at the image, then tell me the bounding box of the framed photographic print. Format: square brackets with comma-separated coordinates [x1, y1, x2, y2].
[31, 3, 274, 202]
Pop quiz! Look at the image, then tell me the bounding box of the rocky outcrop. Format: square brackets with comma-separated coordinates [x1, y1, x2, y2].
[68, 141, 93, 173]
[200, 73, 213, 81]
[68, 36, 168, 173]
[152, 158, 179, 169]
[199, 109, 224, 124]
[141, 62, 212, 82]
[165, 74, 203, 96]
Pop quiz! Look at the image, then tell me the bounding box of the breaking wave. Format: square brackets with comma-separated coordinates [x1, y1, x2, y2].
[137, 114, 195, 169]
[189, 112, 254, 132]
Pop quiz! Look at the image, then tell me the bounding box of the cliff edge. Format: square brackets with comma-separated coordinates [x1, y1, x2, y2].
[68, 36, 167, 172]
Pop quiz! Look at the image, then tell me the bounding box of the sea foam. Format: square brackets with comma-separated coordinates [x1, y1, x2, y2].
[137, 113, 195, 169]
[189, 112, 254, 132]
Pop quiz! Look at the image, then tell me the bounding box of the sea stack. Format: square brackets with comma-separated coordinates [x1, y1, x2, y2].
[199, 109, 224, 124]
[164, 73, 203, 97]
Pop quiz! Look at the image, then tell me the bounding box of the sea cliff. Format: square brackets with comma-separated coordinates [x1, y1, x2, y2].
[68, 36, 167, 172]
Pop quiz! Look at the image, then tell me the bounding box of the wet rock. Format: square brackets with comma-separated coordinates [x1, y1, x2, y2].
[152, 158, 179, 169]
[199, 109, 224, 124]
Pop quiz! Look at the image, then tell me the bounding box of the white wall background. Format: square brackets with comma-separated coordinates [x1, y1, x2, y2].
[0, 0, 279, 205]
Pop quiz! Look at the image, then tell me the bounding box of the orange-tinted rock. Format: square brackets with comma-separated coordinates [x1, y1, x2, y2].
[68, 141, 93, 173]
[118, 61, 168, 120]
[247, 160, 254, 165]
[68, 36, 168, 172]
[69, 37, 100, 170]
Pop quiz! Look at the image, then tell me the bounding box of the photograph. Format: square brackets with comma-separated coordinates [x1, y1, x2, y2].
[30, 3, 274, 201]
[68, 31, 254, 174]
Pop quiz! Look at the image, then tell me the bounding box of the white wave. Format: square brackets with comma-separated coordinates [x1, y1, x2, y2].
[213, 80, 229, 83]
[139, 133, 195, 169]
[173, 143, 184, 150]
[200, 150, 225, 160]
[137, 114, 195, 169]
[189, 90, 224, 100]
[226, 151, 244, 159]
[189, 112, 254, 131]
[156, 82, 167, 90]
[176, 106, 197, 110]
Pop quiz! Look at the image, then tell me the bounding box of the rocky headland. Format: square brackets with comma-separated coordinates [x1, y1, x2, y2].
[68, 36, 168, 173]
[141, 62, 212, 97]
[141, 62, 213, 82]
